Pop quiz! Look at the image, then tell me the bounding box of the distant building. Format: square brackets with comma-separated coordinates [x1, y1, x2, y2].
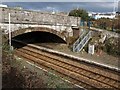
[14, 6, 23, 10]
[88, 12, 116, 19]
[116, 11, 120, 15]
[88, 13, 92, 17]
[92, 13, 116, 19]
[88, 12, 96, 17]
[0, 4, 7, 8]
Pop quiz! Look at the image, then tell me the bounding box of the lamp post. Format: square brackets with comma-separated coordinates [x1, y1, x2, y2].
[8, 13, 12, 50]
[8, 13, 13, 52]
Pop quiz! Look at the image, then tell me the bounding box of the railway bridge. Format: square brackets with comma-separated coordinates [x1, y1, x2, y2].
[0, 7, 81, 44]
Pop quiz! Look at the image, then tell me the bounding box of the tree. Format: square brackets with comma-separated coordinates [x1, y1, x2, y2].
[68, 8, 89, 21]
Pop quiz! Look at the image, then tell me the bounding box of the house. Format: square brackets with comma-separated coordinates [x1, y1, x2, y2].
[0, 4, 7, 8]
[92, 13, 116, 19]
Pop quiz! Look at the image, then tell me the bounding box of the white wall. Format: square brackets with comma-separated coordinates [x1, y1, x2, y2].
[93, 14, 116, 19]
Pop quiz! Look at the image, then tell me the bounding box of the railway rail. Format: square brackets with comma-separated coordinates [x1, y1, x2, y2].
[13, 39, 120, 89]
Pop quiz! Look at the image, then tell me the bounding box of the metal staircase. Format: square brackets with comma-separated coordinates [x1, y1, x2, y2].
[73, 30, 92, 52]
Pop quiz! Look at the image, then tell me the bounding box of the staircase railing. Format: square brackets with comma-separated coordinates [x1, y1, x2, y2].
[73, 31, 92, 52]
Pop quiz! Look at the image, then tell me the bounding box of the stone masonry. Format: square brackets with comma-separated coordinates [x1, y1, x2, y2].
[1, 7, 80, 26]
[0, 7, 81, 44]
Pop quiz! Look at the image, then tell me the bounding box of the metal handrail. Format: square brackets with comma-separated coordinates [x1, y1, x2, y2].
[73, 30, 87, 47]
[73, 31, 92, 52]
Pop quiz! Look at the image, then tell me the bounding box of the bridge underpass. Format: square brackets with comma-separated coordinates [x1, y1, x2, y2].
[12, 31, 67, 49]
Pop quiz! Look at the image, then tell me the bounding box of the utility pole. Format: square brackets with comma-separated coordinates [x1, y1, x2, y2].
[113, 0, 116, 13]
[8, 13, 11, 50]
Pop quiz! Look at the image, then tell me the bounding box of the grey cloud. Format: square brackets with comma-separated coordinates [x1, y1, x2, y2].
[1, 0, 114, 2]
[3, 2, 115, 12]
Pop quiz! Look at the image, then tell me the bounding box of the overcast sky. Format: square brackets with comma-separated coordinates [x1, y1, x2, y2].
[3, 2, 119, 13]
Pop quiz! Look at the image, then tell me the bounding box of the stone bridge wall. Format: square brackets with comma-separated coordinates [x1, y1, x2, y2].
[1, 7, 80, 26]
[2, 27, 70, 43]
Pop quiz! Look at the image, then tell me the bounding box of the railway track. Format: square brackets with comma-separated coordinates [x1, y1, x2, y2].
[13, 40, 120, 89]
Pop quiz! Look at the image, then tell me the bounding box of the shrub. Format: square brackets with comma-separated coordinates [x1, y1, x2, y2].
[104, 37, 120, 56]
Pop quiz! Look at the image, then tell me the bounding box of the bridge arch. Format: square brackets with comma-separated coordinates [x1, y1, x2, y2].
[10, 27, 68, 43]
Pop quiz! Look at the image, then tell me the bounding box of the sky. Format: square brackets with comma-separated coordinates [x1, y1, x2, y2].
[2, 2, 120, 13]
[0, 0, 117, 2]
